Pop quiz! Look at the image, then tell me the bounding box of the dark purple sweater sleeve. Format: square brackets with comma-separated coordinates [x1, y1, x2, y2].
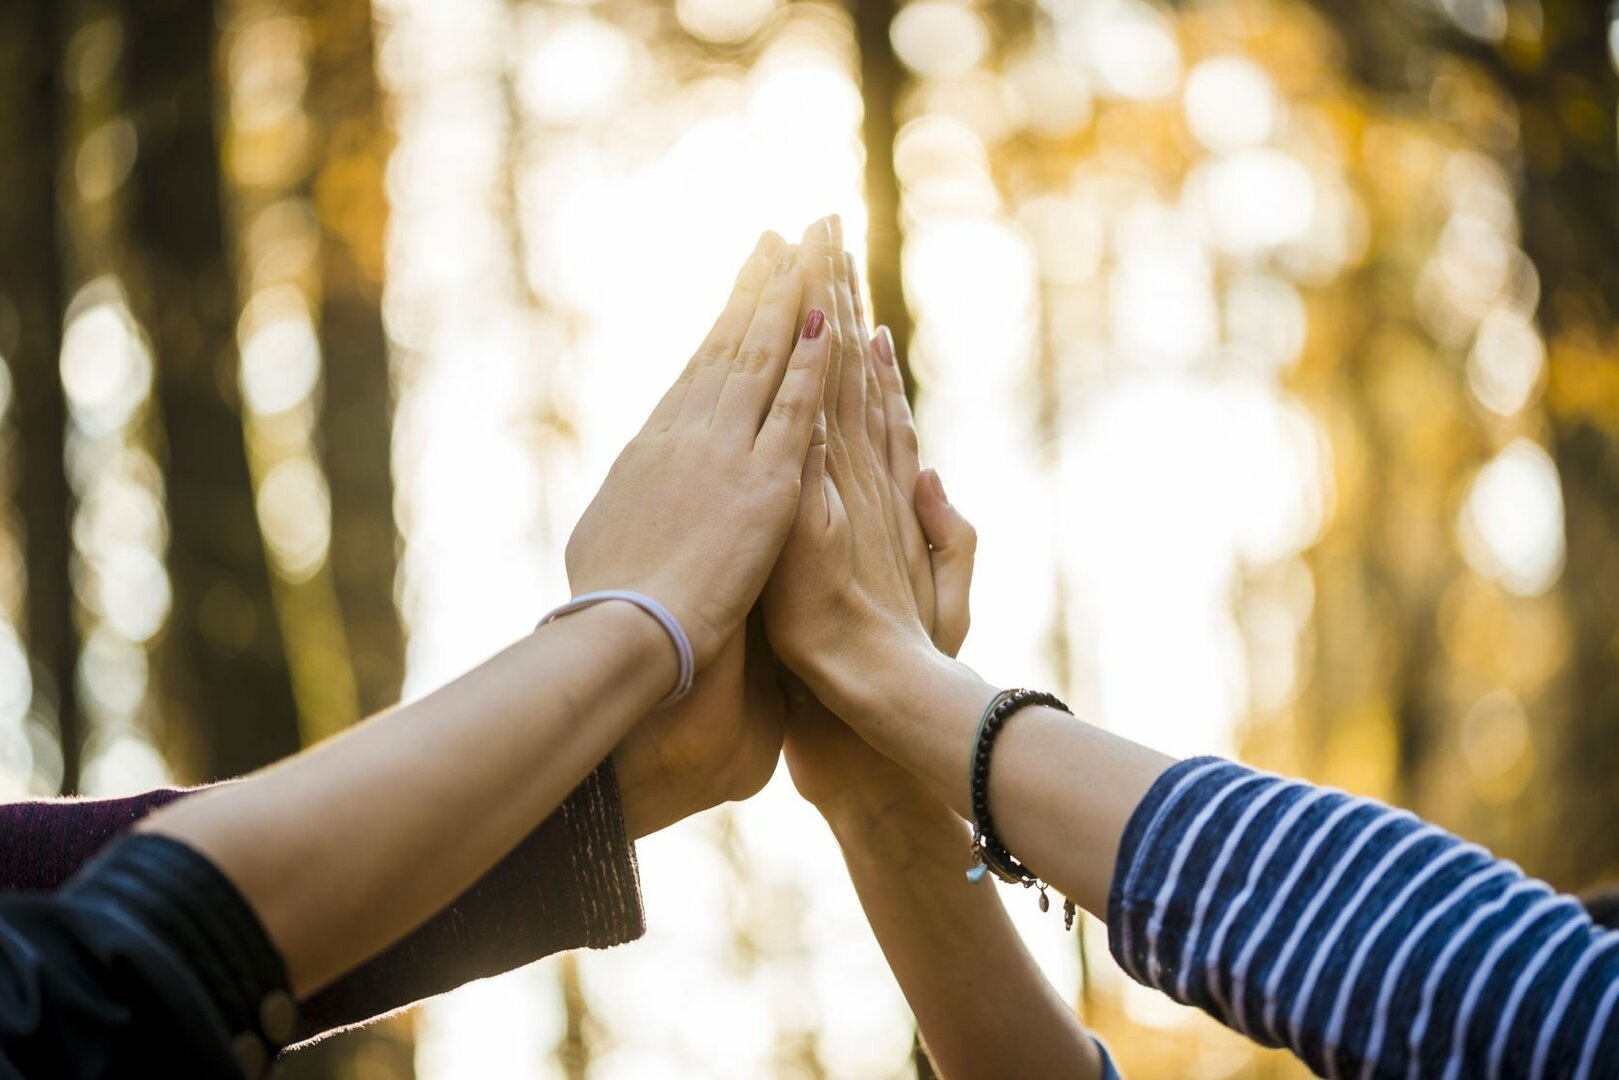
[0, 760, 644, 1048]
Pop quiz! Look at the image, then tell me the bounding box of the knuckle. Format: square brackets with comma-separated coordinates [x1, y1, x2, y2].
[788, 342, 825, 371]
[770, 395, 802, 427]
[734, 260, 771, 292]
[960, 524, 979, 555]
[696, 337, 734, 366]
[735, 342, 777, 375]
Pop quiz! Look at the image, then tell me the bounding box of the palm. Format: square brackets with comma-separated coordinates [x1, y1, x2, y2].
[615, 614, 783, 835]
[783, 487, 943, 815]
[782, 689, 929, 815]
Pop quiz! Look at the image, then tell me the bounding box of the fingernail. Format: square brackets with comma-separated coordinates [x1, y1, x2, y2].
[829, 214, 843, 245]
[874, 325, 895, 366]
[774, 247, 797, 275]
[929, 469, 948, 502]
[802, 308, 826, 340]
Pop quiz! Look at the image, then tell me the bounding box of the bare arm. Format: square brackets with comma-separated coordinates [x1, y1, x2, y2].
[803, 704, 1103, 1079]
[833, 656, 1172, 923]
[139, 603, 670, 996]
[776, 244, 1105, 1077]
[768, 236, 1619, 1080]
[139, 224, 838, 998]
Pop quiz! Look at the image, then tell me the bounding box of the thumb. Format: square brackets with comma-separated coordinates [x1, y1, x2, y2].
[914, 468, 976, 656]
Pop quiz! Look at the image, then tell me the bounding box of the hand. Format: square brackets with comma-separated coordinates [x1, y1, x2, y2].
[762, 228, 940, 716]
[783, 463, 976, 825]
[565, 228, 835, 671]
[780, 259, 976, 818]
[614, 613, 784, 838]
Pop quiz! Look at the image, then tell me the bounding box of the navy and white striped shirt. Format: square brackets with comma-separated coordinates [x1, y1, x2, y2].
[1107, 758, 1619, 1078]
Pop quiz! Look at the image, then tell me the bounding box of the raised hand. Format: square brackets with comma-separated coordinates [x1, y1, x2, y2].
[614, 613, 783, 838]
[565, 228, 835, 672]
[780, 243, 976, 818]
[762, 228, 938, 719]
[783, 465, 975, 822]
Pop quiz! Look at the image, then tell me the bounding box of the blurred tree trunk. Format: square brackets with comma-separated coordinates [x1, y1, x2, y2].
[0, 0, 82, 792]
[1303, 0, 1619, 886]
[1498, 6, 1619, 887]
[302, 0, 404, 717]
[852, 0, 915, 388]
[122, 0, 302, 781]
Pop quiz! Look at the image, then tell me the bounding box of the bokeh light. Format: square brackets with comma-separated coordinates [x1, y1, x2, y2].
[2, 0, 1604, 1075]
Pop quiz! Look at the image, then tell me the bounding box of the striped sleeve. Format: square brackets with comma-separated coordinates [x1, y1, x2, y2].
[1106, 757, 1619, 1079]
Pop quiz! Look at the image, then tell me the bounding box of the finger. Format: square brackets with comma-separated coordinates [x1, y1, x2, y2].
[674, 231, 786, 424]
[830, 241, 867, 443]
[782, 403, 830, 540]
[915, 468, 976, 656]
[844, 254, 913, 587]
[868, 321, 932, 623]
[755, 306, 833, 464]
[871, 325, 922, 499]
[845, 252, 889, 464]
[799, 216, 840, 416]
[712, 243, 807, 433]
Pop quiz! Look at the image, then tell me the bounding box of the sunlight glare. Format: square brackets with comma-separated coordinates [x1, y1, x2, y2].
[515, 15, 633, 124]
[1184, 56, 1275, 153]
[1466, 305, 1545, 417]
[1458, 438, 1564, 597]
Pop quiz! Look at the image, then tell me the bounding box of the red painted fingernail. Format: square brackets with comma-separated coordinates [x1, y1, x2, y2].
[803, 309, 825, 340]
[874, 325, 896, 366]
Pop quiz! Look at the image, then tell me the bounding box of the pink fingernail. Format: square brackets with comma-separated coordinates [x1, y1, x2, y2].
[930, 469, 947, 502]
[874, 326, 896, 366]
[803, 309, 826, 340]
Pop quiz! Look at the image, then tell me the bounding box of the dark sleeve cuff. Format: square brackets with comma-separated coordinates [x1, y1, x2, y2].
[62, 832, 295, 1074]
[296, 758, 644, 1043]
[0, 788, 192, 894]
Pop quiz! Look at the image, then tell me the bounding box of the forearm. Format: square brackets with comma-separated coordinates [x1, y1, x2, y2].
[139, 601, 674, 996]
[825, 793, 1101, 1079]
[0, 767, 644, 1044]
[299, 759, 643, 1041]
[836, 651, 1173, 920]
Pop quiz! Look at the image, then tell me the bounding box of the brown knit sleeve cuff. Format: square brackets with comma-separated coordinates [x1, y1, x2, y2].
[551, 754, 645, 949]
[295, 758, 644, 1043]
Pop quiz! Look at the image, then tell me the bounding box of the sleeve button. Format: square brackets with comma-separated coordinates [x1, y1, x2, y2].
[259, 989, 300, 1045]
[232, 1031, 268, 1076]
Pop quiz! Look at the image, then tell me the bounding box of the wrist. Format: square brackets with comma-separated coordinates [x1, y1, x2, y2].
[801, 632, 946, 723]
[561, 600, 682, 706]
[613, 743, 711, 840]
[820, 784, 961, 851]
[834, 647, 985, 733]
[826, 651, 998, 821]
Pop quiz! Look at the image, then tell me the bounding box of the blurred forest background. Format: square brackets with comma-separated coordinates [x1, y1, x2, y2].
[1, 0, 1617, 1076]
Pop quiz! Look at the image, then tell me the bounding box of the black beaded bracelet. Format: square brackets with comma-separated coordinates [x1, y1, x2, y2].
[966, 688, 1078, 931]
